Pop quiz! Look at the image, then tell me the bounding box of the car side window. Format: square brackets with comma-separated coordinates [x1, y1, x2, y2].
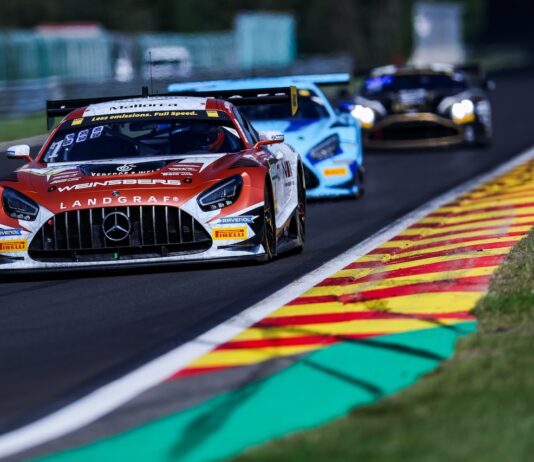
[242, 114, 260, 143]
[233, 108, 259, 145]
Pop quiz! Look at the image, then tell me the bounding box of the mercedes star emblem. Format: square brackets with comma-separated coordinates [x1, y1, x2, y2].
[102, 211, 131, 242]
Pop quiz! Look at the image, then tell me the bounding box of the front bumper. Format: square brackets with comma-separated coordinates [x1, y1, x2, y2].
[304, 162, 362, 198]
[0, 204, 267, 272]
[304, 140, 363, 199]
[0, 252, 265, 274]
[362, 113, 473, 149]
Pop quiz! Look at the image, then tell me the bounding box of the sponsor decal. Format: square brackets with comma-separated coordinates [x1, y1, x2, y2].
[323, 166, 348, 177]
[218, 215, 256, 225]
[50, 176, 82, 185]
[206, 110, 219, 118]
[59, 195, 180, 210]
[212, 227, 248, 240]
[21, 166, 76, 178]
[49, 170, 83, 184]
[0, 239, 27, 252]
[71, 118, 84, 126]
[56, 179, 181, 192]
[116, 164, 135, 173]
[89, 111, 199, 123]
[81, 161, 165, 177]
[164, 162, 202, 177]
[0, 228, 23, 238]
[282, 160, 293, 178]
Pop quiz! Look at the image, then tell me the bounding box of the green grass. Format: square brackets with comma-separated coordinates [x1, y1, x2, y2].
[0, 113, 47, 142]
[235, 230, 534, 462]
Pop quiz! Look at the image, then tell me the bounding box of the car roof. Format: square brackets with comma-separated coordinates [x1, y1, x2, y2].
[369, 63, 458, 77]
[69, 95, 219, 119]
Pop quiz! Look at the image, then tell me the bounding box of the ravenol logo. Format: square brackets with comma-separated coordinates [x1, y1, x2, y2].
[0, 228, 23, 238]
[212, 227, 247, 240]
[218, 216, 255, 225]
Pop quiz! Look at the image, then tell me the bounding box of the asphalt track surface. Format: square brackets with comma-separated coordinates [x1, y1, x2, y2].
[2, 71, 534, 438]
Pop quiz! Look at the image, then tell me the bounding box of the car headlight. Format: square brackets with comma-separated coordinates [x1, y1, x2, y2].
[308, 135, 341, 162]
[451, 99, 475, 124]
[2, 188, 39, 221]
[351, 104, 375, 128]
[198, 175, 243, 211]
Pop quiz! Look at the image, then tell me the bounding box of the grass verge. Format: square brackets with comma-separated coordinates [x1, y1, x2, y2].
[0, 113, 46, 142]
[235, 230, 534, 462]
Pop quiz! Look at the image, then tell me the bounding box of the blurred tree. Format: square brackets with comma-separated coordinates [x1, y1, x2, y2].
[0, 0, 527, 66]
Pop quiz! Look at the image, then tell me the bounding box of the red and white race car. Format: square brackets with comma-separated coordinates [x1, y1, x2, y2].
[0, 87, 306, 271]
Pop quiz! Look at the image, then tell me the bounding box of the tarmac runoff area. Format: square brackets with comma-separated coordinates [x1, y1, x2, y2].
[2, 143, 534, 461]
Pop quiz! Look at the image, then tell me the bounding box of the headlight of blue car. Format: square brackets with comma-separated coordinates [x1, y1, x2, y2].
[2, 188, 39, 221]
[308, 135, 341, 161]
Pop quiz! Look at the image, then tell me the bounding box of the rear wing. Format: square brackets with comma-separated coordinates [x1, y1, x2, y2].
[290, 73, 351, 86]
[171, 86, 298, 116]
[46, 86, 298, 130]
[168, 73, 351, 94]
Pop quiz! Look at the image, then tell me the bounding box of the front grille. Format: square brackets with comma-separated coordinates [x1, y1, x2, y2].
[303, 164, 320, 190]
[29, 206, 212, 263]
[370, 121, 459, 142]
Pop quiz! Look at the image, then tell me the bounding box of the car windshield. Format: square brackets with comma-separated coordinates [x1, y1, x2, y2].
[43, 119, 245, 163]
[241, 89, 329, 121]
[362, 73, 468, 95]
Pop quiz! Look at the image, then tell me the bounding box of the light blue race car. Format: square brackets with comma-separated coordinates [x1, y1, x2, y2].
[168, 74, 364, 199]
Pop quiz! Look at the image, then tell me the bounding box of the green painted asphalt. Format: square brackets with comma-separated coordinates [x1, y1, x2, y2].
[37, 322, 476, 462]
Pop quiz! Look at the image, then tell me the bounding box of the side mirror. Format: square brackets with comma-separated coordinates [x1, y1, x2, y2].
[258, 131, 284, 143]
[6, 145, 32, 163]
[254, 131, 284, 151]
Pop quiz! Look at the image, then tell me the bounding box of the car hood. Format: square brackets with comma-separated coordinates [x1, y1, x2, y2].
[1, 154, 243, 214]
[252, 118, 333, 151]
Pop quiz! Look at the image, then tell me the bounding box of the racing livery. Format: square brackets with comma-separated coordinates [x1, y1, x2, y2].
[169, 74, 364, 199]
[348, 64, 493, 149]
[0, 88, 306, 271]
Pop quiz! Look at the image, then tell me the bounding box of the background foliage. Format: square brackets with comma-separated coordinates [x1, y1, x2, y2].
[0, 0, 530, 66]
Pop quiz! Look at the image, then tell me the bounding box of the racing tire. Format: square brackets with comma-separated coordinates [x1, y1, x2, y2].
[474, 133, 493, 149]
[292, 167, 306, 253]
[261, 182, 277, 262]
[355, 167, 365, 198]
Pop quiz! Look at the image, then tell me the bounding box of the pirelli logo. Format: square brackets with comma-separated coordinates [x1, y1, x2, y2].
[0, 239, 27, 252]
[212, 227, 247, 240]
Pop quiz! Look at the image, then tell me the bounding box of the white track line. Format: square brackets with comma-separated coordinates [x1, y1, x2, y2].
[1, 145, 534, 459]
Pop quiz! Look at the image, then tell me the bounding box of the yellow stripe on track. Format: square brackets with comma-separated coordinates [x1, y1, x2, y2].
[179, 160, 534, 375]
[306, 266, 495, 297]
[267, 292, 483, 318]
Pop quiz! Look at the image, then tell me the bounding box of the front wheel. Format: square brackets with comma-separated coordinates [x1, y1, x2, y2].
[354, 166, 365, 198]
[293, 168, 306, 252]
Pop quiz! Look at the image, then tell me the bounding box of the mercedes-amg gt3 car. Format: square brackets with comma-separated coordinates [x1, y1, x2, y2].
[0, 87, 306, 271]
[347, 64, 493, 149]
[169, 74, 364, 199]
